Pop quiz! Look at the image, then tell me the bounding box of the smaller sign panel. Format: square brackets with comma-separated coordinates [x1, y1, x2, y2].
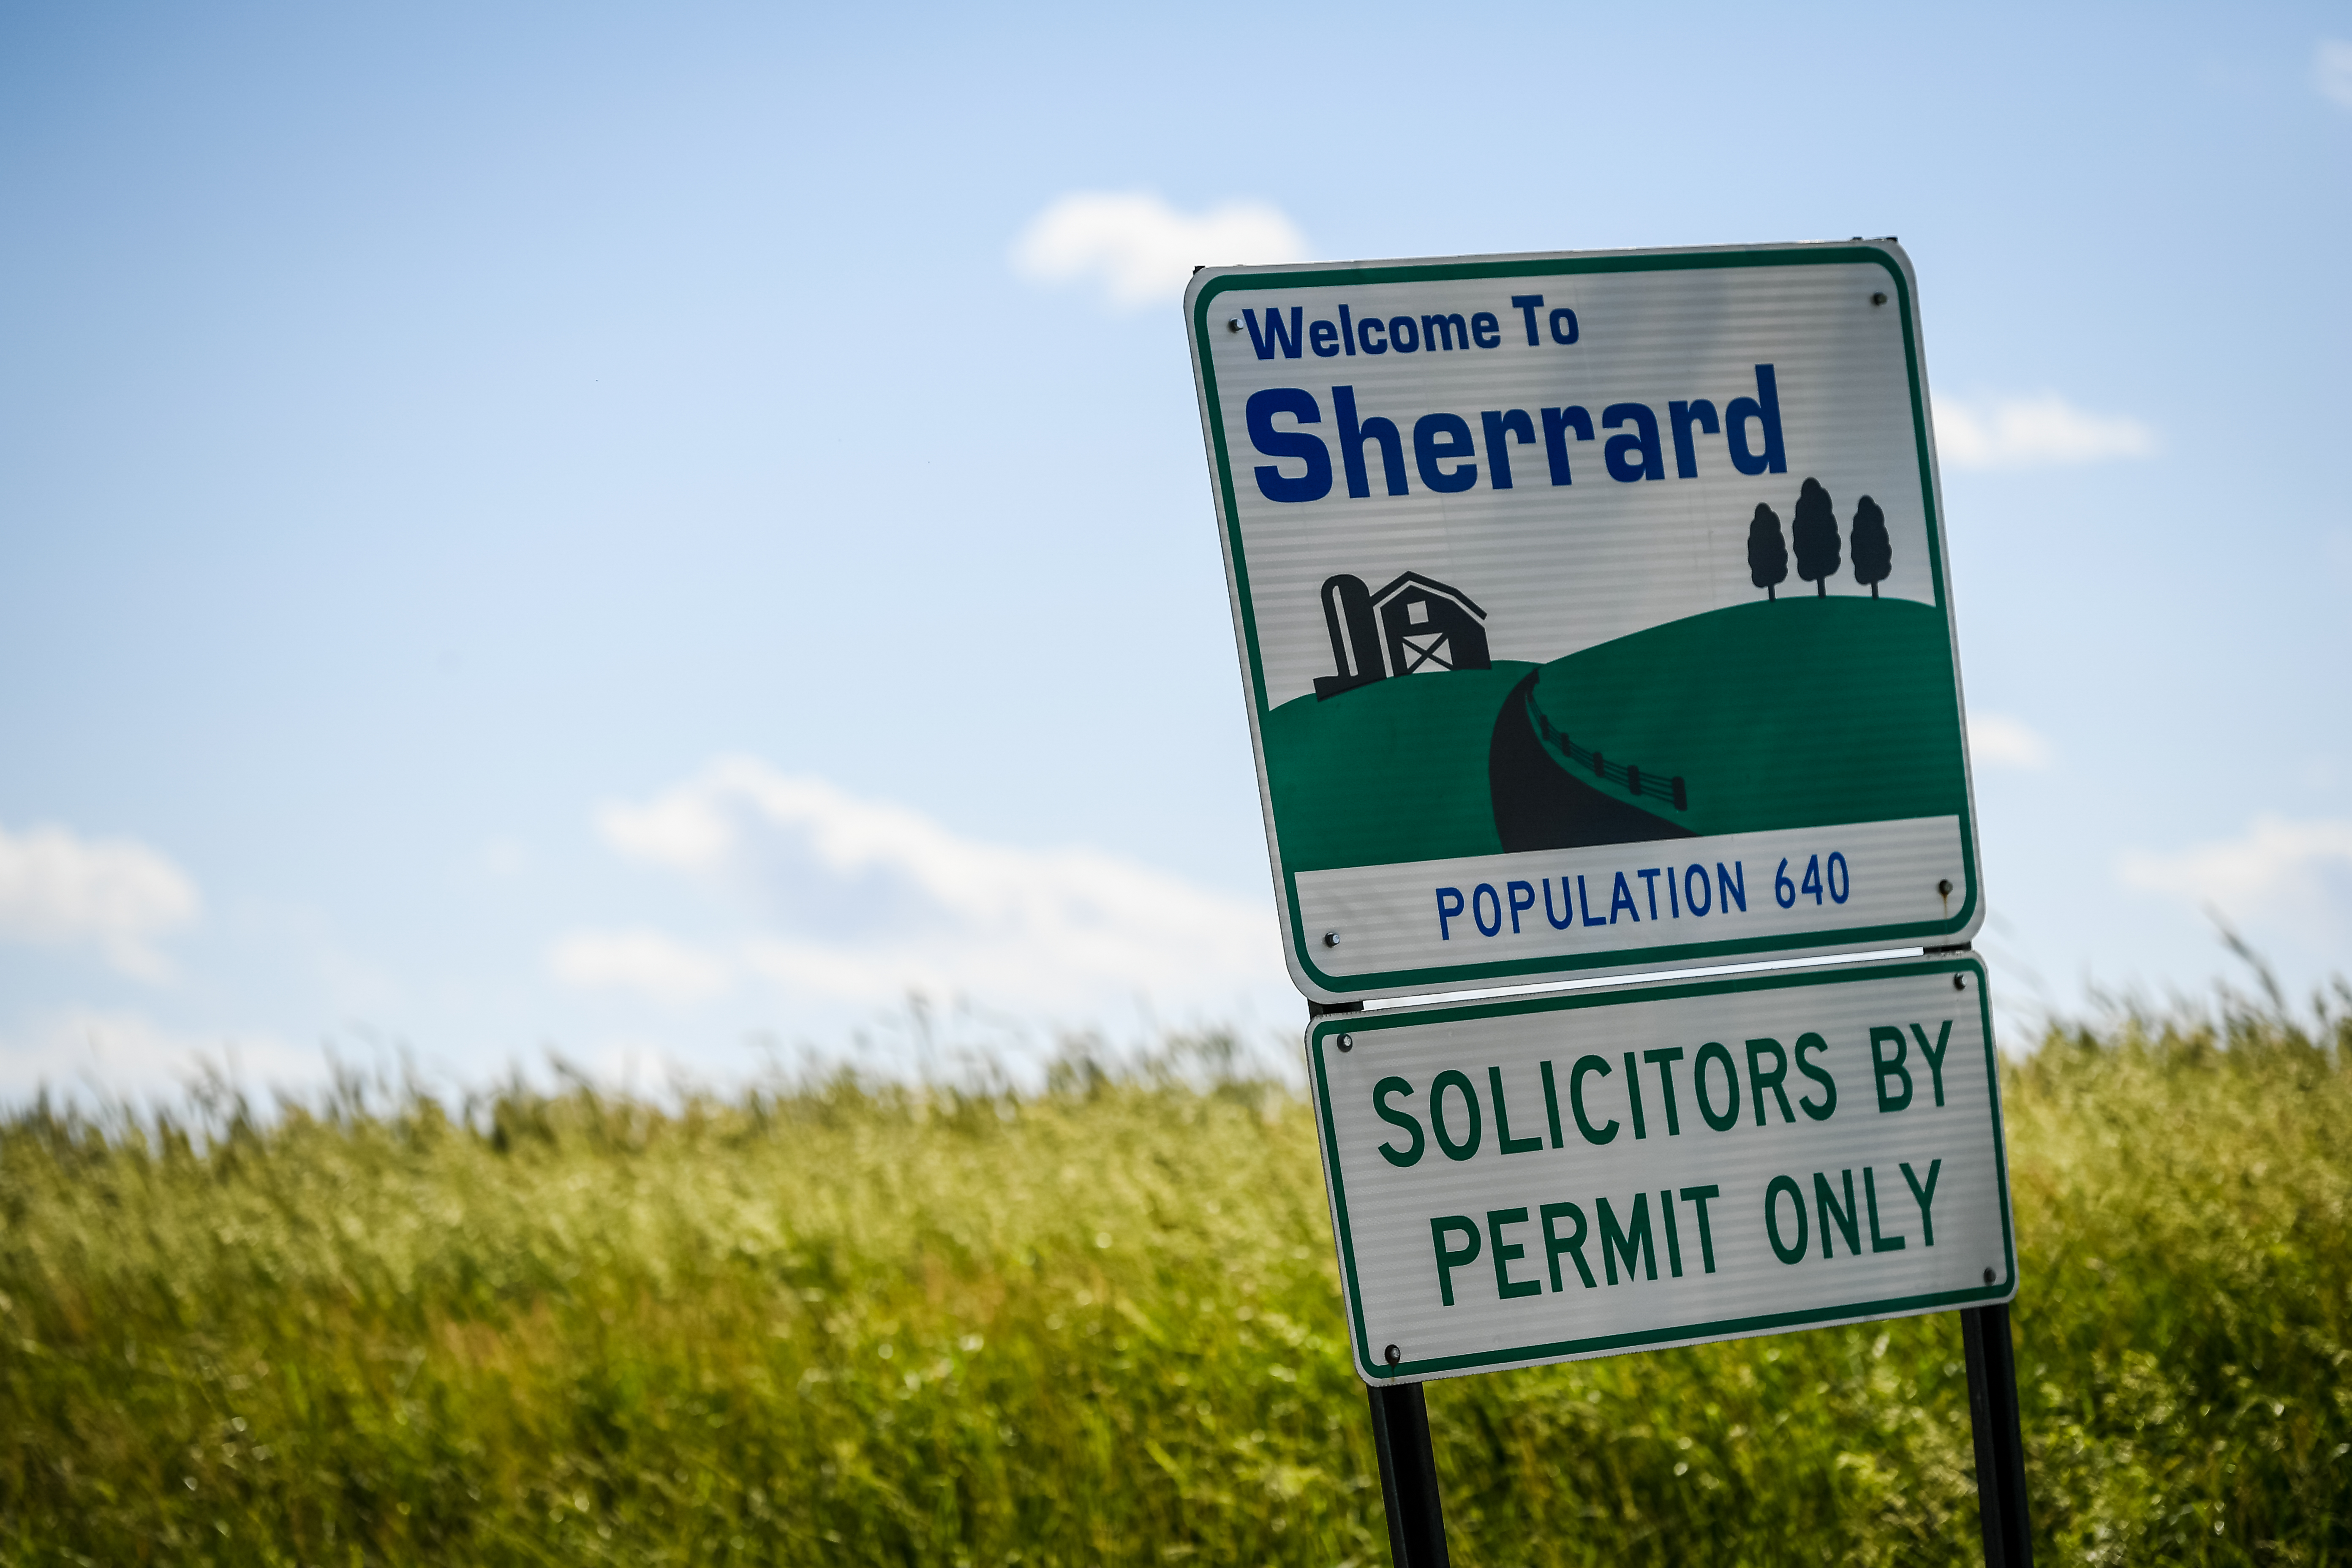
[1309, 955, 2013, 1385]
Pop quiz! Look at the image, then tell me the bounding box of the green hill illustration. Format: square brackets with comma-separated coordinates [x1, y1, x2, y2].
[1265, 596, 1964, 874]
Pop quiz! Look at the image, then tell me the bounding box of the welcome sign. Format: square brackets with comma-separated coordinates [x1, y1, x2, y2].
[1185, 242, 1982, 1000]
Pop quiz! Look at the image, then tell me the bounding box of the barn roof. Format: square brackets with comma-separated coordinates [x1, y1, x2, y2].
[1370, 572, 1486, 618]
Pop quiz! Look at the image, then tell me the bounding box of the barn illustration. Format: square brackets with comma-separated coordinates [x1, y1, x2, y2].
[1312, 572, 1492, 700]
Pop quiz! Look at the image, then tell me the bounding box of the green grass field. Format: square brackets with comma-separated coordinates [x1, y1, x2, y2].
[3, 998, 2348, 1566]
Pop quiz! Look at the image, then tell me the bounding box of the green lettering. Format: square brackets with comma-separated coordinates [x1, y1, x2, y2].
[1571, 1055, 1620, 1144]
[1430, 1216, 1481, 1306]
[1795, 1033, 1837, 1120]
[1641, 1048, 1686, 1135]
[1678, 1184, 1721, 1273]
[1746, 1037, 1794, 1124]
[1486, 1208, 1541, 1298]
[1865, 1167, 1906, 1252]
[1373, 1077, 1424, 1167]
[1910, 1020, 1954, 1106]
[1815, 1169, 1860, 1258]
[1764, 1175, 1808, 1264]
[1540, 1201, 1596, 1290]
[1693, 1042, 1740, 1131]
[1598, 1194, 1657, 1284]
[1870, 1026, 1914, 1113]
[1900, 1159, 1941, 1246]
[1431, 1070, 1482, 1160]
[1491, 1066, 1542, 1154]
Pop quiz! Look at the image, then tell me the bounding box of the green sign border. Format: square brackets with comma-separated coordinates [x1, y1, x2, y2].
[1305, 954, 2014, 1384]
[1190, 246, 1980, 996]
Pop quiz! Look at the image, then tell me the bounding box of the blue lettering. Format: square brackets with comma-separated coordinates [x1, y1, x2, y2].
[1470, 311, 1502, 348]
[1435, 886, 1466, 939]
[1473, 883, 1503, 936]
[1507, 879, 1536, 933]
[1358, 314, 1388, 354]
[1578, 874, 1608, 928]
[1725, 364, 1787, 475]
[1338, 303, 1358, 356]
[1668, 399, 1720, 478]
[1243, 307, 1305, 360]
[1388, 315, 1420, 353]
[1609, 872, 1641, 923]
[1414, 413, 1478, 494]
[1510, 294, 1544, 345]
[1245, 389, 1331, 504]
[1309, 319, 1340, 357]
[1602, 403, 1665, 482]
[1543, 877, 1575, 930]
[1550, 308, 1579, 344]
[1334, 387, 1407, 498]
[1542, 406, 1593, 485]
[1480, 410, 1537, 489]
[1420, 313, 1469, 351]
[1718, 861, 1747, 914]
[1684, 863, 1711, 916]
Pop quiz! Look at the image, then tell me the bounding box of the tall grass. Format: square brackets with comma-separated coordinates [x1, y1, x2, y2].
[0, 1002, 2347, 1566]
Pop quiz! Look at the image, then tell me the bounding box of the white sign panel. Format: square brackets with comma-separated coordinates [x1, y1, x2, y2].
[1308, 955, 2014, 1385]
[1185, 243, 1982, 1001]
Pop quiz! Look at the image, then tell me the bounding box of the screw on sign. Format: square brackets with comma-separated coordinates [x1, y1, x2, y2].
[1187, 242, 2029, 1567]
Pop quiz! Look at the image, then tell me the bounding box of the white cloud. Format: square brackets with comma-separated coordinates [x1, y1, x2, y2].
[0, 822, 199, 979]
[2318, 40, 2352, 109]
[547, 928, 731, 1004]
[1968, 711, 2053, 771]
[1933, 392, 2155, 471]
[577, 759, 1287, 1021]
[2118, 815, 2352, 936]
[0, 1007, 316, 1105]
[1010, 192, 1309, 310]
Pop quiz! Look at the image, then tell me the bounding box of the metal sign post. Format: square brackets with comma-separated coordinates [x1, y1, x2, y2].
[1964, 1299, 2035, 1567]
[1313, 997, 1450, 1568]
[1188, 244, 2028, 1565]
[1366, 1377, 1448, 1568]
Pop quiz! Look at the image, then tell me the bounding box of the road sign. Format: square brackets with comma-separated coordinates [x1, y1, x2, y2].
[1185, 242, 1982, 1001]
[1307, 954, 2013, 1385]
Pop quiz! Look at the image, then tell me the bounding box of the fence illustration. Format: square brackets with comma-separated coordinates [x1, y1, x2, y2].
[1532, 708, 1688, 812]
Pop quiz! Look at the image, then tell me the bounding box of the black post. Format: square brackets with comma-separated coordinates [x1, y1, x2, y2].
[1366, 1381, 1449, 1568]
[1309, 997, 1449, 1568]
[1961, 1303, 2033, 1568]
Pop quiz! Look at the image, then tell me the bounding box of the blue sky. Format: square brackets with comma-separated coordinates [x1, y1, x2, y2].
[3, 2, 2349, 1100]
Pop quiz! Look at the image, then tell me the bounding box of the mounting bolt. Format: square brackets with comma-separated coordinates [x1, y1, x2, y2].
[1384, 1344, 1402, 1366]
[1323, 930, 1340, 948]
[1871, 291, 1887, 306]
[1983, 1268, 1995, 1285]
[1337, 1033, 1354, 1052]
[1955, 974, 1968, 991]
[1937, 879, 1953, 898]
[1227, 316, 1242, 332]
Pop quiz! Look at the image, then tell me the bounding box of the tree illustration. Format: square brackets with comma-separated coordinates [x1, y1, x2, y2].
[1850, 494, 1891, 598]
[1747, 504, 1788, 600]
[1791, 476, 1841, 596]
